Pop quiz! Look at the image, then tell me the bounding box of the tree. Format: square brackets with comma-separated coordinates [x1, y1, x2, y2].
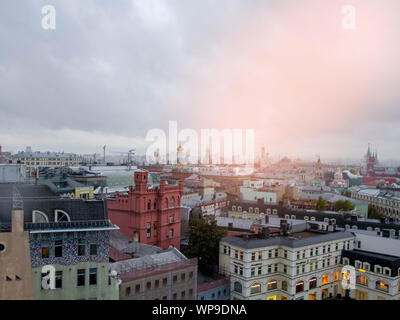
[334, 200, 355, 212]
[184, 215, 227, 276]
[315, 196, 327, 211]
[368, 204, 381, 219]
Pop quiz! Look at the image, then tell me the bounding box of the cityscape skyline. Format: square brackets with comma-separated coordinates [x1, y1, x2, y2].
[1, 1, 400, 160]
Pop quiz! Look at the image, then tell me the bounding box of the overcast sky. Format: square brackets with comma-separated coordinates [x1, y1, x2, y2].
[0, 0, 399, 162]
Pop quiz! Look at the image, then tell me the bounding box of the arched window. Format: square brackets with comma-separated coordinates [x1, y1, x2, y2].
[309, 277, 317, 289]
[267, 280, 277, 290]
[250, 282, 261, 294]
[232, 206, 236, 211]
[55, 210, 71, 222]
[322, 273, 330, 285]
[296, 280, 304, 293]
[32, 210, 49, 223]
[233, 281, 242, 293]
[291, 215, 296, 220]
[238, 206, 242, 212]
[249, 207, 254, 213]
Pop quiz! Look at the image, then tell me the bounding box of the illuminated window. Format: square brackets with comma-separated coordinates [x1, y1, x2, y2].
[258, 251, 262, 260]
[267, 280, 277, 290]
[322, 273, 329, 286]
[309, 277, 317, 289]
[333, 270, 339, 282]
[250, 283, 262, 294]
[376, 280, 389, 292]
[249, 207, 254, 213]
[357, 275, 368, 286]
[296, 281, 304, 293]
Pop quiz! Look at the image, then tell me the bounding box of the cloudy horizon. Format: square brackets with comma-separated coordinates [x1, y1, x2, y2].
[1, 1, 400, 162]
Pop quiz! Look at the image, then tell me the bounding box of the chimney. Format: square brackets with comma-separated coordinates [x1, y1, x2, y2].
[261, 227, 269, 239]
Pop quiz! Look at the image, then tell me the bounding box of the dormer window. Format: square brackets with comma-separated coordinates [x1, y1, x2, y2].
[55, 210, 71, 222]
[32, 210, 49, 223]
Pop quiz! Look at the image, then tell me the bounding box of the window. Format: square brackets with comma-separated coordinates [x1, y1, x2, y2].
[146, 222, 151, 238]
[251, 268, 255, 277]
[125, 286, 131, 296]
[55, 210, 70, 222]
[169, 228, 174, 238]
[355, 260, 362, 269]
[173, 293, 177, 300]
[268, 250, 272, 258]
[296, 281, 304, 293]
[189, 289, 193, 297]
[267, 280, 277, 290]
[90, 244, 98, 256]
[146, 281, 151, 290]
[163, 278, 168, 287]
[258, 251, 262, 260]
[42, 246, 50, 258]
[89, 268, 97, 285]
[251, 252, 256, 261]
[274, 249, 278, 258]
[135, 284, 140, 293]
[309, 277, 317, 289]
[78, 239, 86, 256]
[384, 268, 391, 276]
[322, 273, 329, 286]
[77, 269, 85, 286]
[375, 265, 382, 274]
[55, 271, 62, 289]
[258, 266, 262, 275]
[268, 265, 272, 273]
[169, 215, 174, 223]
[250, 282, 262, 294]
[153, 222, 158, 237]
[357, 275, 368, 286]
[181, 291, 186, 299]
[55, 240, 63, 258]
[234, 281, 242, 293]
[274, 264, 278, 273]
[173, 275, 177, 283]
[33, 210, 49, 223]
[284, 250, 287, 259]
[282, 281, 288, 291]
[181, 273, 186, 281]
[189, 272, 193, 279]
[376, 280, 389, 292]
[334, 270, 339, 282]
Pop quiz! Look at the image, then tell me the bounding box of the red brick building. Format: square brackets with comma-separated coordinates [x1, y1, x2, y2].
[107, 171, 183, 250]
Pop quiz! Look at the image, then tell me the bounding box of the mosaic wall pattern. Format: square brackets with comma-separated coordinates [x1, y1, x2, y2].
[29, 230, 110, 268]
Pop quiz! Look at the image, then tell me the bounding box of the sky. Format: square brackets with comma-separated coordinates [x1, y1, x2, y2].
[0, 0, 400, 162]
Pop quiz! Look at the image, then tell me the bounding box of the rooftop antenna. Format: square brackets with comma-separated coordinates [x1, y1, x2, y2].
[12, 185, 23, 210]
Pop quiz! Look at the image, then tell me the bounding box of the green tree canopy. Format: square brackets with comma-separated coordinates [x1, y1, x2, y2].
[334, 200, 355, 212]
[368, 204, 381, 219]
[184, 215, 227, 276]
[315, 196, 327, 211]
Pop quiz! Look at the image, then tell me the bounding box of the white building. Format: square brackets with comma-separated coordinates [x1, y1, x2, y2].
[219, 227, 354, 300]
[12, 151, 82, 177]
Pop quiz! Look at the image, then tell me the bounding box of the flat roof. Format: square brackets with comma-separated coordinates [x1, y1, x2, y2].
[221, 230, 354, 249]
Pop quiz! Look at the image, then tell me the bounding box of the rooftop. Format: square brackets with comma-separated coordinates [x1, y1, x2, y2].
[221, 230, 354, 249]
